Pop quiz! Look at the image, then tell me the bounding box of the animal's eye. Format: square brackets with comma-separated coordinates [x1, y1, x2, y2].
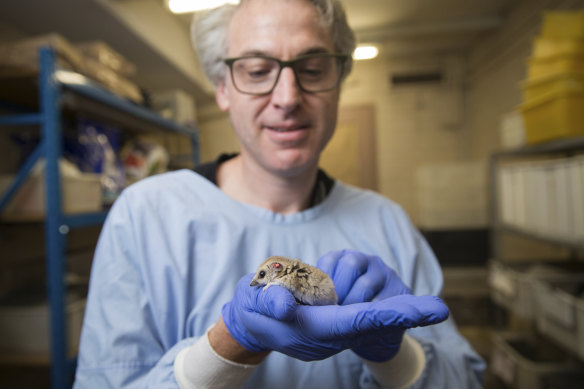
[259, 270, 266, 278]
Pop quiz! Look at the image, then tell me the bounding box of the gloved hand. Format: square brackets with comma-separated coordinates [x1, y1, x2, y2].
[222, 273, 448, 362]
[317, 249, 448, 361]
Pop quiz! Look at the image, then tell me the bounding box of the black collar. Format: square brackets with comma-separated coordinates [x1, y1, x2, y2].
[193, 153, 335, 207]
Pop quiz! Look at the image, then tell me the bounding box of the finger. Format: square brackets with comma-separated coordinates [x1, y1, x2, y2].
[242, 273, 297, 321]
[328, 251, 369, 303]
[240, 308, 352, 360]
[295, 295, 449, 339]
[342, 259, 386, 305]
[316, 250, 345, 278]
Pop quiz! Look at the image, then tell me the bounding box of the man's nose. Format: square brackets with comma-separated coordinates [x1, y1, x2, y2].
[270, 67, 302, 111]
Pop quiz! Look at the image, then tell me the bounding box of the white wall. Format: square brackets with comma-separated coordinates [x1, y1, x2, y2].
[340, 55, 470, 223]
[197, 104, 239, 163]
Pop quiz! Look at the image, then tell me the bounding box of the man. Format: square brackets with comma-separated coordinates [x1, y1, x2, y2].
[74, 0, 485, 388]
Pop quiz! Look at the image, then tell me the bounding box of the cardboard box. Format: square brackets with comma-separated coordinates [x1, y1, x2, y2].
[0, 160, 102, 217]
[82, 57, 143, 104]
[0, 33, 85, 75]
[0, 293, 86, 358]
[75, 40, 136, 76]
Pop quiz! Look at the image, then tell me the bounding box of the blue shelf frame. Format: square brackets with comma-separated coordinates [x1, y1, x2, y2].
[0, 47, 199, 388]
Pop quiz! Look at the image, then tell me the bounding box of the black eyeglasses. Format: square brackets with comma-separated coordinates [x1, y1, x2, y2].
[223, 53, 348, 95]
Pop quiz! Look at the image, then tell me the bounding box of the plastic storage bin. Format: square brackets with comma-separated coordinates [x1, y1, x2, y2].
[521, 73, 584, 101]
[532, 37, 584, 59]
[520, 88, 584, 144]
[533, 278, 584, 360]
[541, 11, 584, 39]
[490, 331, 583, 389]
[0, 293, 86, 358]
[527, 54, 584, 79]
[488, 260, 584, 320]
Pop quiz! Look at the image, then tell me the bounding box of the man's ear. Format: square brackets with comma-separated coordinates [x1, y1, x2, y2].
[216, 81, 230, 111]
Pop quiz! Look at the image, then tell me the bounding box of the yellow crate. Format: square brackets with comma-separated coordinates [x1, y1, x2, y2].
[527, 54, 584, 78]
[521, 73, 584, 101]
[520, 89, 584, 144]
[542, 11, 584, 39]
[532, 37, 584, 59]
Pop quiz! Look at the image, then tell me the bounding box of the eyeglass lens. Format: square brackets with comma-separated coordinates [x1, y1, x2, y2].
[230, 55, 341, 94]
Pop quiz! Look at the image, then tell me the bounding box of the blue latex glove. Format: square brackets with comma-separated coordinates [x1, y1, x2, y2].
[317, 249, 447, 361]
[317, 249, 411, 304]
[222, 273, 448, 362]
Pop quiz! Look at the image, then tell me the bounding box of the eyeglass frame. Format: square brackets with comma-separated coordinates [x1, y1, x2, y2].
[223, 53, 349, 95]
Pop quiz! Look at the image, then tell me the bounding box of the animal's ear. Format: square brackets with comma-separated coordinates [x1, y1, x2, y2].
[272, 262, 283, 272]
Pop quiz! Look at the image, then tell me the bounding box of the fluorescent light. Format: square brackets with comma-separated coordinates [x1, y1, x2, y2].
[167, 0, 240, 14]
[353, 45, 379, 60]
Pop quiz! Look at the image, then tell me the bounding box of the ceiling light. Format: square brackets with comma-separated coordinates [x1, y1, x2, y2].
[167, 0, 240, 14]
[353, 45, 379, 60]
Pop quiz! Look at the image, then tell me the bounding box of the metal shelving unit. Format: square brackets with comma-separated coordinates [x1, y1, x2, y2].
[0, 47, 199, 389]
[489, 136, 584, 259]
[488, 136, 584, 374]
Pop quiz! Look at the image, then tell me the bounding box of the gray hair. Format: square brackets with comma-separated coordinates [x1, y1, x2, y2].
[192, 0, 356, 87]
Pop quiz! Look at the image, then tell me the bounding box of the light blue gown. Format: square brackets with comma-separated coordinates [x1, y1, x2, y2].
[73, 170, 485, 388]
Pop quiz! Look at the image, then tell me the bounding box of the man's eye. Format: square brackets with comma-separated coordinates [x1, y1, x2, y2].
[247, 69, 270, 78]
[298, 67, 324, 78]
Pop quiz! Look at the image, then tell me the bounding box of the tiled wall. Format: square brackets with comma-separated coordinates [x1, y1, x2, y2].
[339, 55, 470, 224]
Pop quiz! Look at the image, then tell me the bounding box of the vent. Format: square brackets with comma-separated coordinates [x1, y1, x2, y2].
[390, 72, 443, 85]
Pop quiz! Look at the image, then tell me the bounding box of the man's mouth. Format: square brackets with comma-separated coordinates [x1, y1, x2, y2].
[266, 125, 308, 132]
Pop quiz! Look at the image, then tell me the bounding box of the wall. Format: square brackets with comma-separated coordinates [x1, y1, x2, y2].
[196, 104, 239, 163]
[339, 55, 470, 223]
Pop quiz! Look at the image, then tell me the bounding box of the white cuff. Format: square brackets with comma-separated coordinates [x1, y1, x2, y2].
[362, 334, 426, 389]
[174, 329, 259, 389]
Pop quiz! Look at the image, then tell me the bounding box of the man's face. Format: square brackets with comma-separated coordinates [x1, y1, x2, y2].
[216, 0, 340, 178]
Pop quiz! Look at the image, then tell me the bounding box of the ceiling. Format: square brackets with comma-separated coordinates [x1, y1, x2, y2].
[0, 0, 515, 104]
[341, 0, 514, 57]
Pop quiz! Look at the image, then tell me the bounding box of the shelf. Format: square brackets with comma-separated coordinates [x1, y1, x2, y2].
[492, 136, 584, 159]
[490, 133, 584, 369]
[57, 70, 197, 136]
[0, 46, 200, 389]
[498, 224, 584, 252]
